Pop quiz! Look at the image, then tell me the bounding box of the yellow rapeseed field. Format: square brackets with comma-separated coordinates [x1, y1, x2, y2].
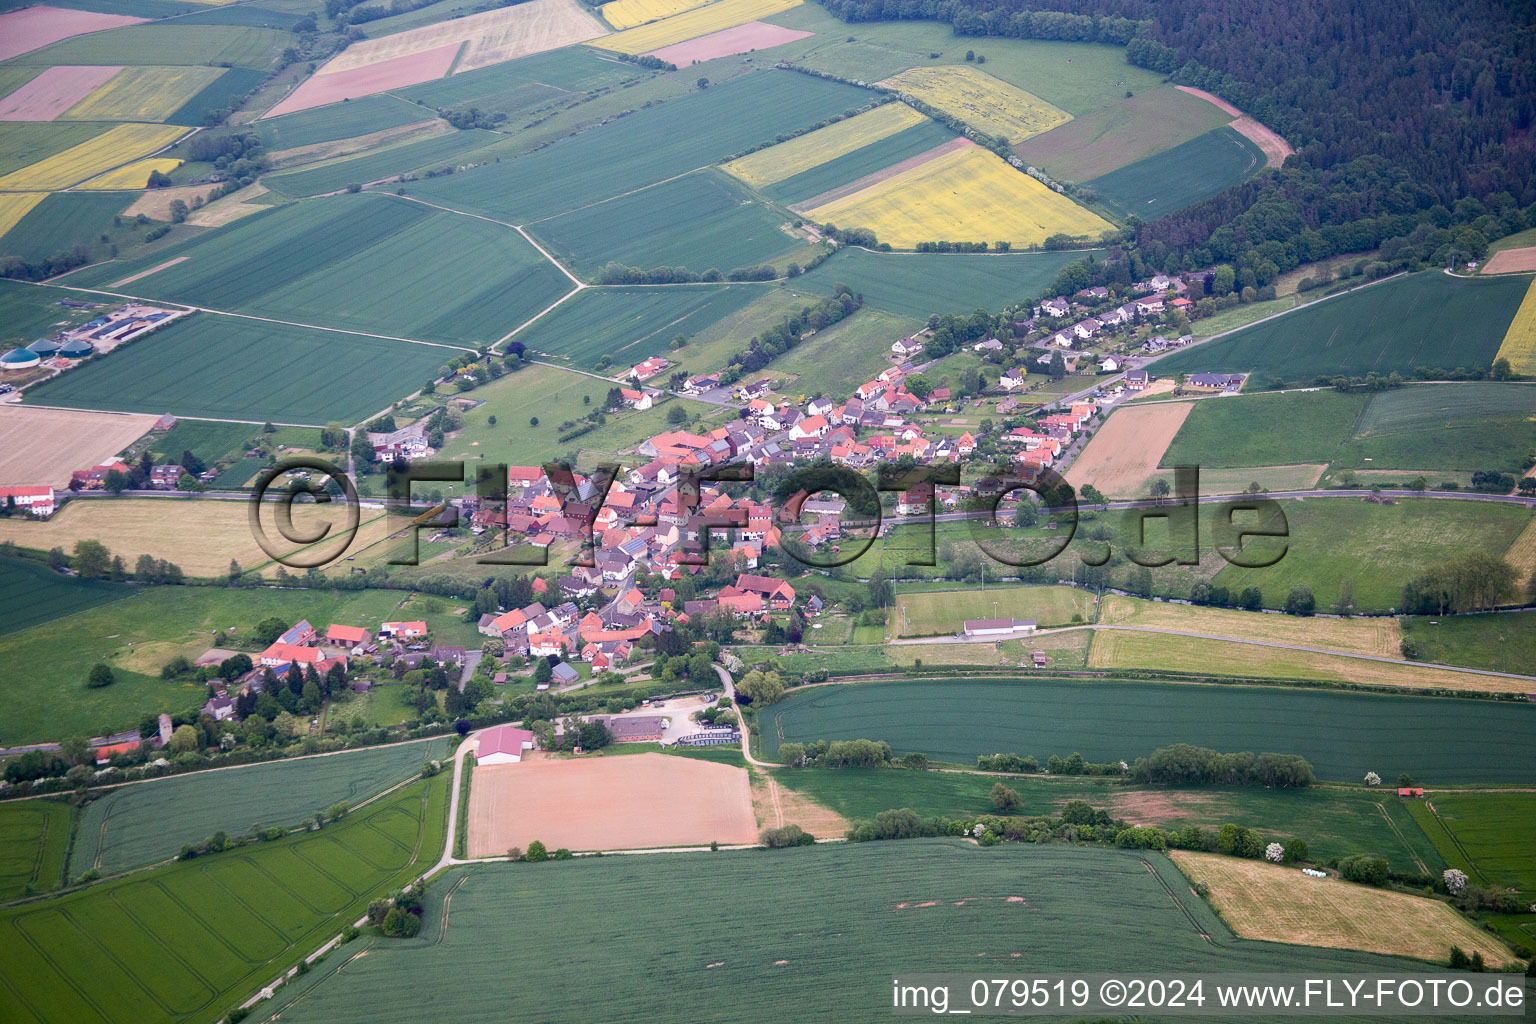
[0, 123, 187, 190]
[77, 157, 184, 190]
[591, 0, 799, 53]
[0, 192, 46, 240]
[880, 65, 1070, 144]
[801, 143, 1112, 249]
[1493, 277, 1536, 374]
[600, 0, 706, 30]
[723, 103, 925, 188]
[62, 66, 225, 123]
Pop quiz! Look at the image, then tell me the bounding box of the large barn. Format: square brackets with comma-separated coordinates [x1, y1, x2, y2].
[477, 725, 537, 765]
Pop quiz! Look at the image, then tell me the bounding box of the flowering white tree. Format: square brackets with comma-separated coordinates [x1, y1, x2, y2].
[1265, 842, 1285, 863]
[1444, 869, 1468, 895]
[1364, 771, 1381, 786]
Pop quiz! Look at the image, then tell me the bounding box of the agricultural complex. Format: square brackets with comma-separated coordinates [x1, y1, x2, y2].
[1, 0, 1533, 1019]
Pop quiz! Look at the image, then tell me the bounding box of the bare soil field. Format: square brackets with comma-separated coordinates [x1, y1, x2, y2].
[324, 0, 606, 75]
[1171, 850, 1516, 966]
[466, 751, 757, 855]
[751, 772, 850, 837]
[1099, 593, 1402, 659]
[1228, 115, 1293, 168]
[0, 64, 120, 121]
[791, 137, 973, 213]
[1482, 245, 1536, 274]
[263, 44, 459, 118]
[1066, 400, 1192, 498]
[647, 21, 812, 64]
[0, 405, 155, 487]
[122, 185, 220, 222]
[0, 6, 146, 63]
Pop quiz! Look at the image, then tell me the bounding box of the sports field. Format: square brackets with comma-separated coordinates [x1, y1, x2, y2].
[61, 66, 225, 122]
[600, 0, 705, 29]
[23, 313, 449, 423]
[407, 69, 869, 223]
[531, 170, 797, 275]
[893, 584, 1091, 636]
[0, 122, 186, 189]
[0, 774, 447, 1024]
[592, 0, 799, 54]
[722, 102, 925, 188]
[800, 143, 1111, 248]
[1086, 125, 1267, 221]
[1084, 629, 1523, 693]
[1172, 850, 1514, 966]
[466, 752, 757, 855]
[879, 65, 1070, 143]
[1099, 594, 1401, 659]
[760, 678, 1536, 783]
[76, 156, 182, 189]
[1014, 85, 1235, 182]
[0, 799, 72, 902]
[266, 842, 1445, 1023]
[798, 245, 1092, 320]
[515, 284, 762, 367]
[1156, 272, 1531, 379]
[0, 555, 131, 639]
[1406, 791, 1536, 892]
[72, 736, 453, 876]
[1494, 278, 1536, 374]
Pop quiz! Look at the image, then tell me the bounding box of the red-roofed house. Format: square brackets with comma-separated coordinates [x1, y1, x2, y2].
[733, 573, 795, 610]
[379, 621, 427, 638]
[326, 624, 368, 647]
[0, 485, 55, 517]
[260, 642, 324, 668]
[477, 725, 537, 765]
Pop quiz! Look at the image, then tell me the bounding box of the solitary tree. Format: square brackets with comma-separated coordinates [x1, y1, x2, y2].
[1264, 842, 1285, 863]
[989, 782, 1022, 813]
[1444, 868, 1468, 895]
[72, 539, 111, 579]
[86, 663, 115, 688]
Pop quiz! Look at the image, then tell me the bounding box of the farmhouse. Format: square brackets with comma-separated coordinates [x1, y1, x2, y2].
[963, 618, 1037, 636]
[1187, 373, 1246, 391]
[477, 725, 537, 765]
[629, 356, 669, 382]
[0, 485, 55, 517]
[619, 387, 653, 410]
[602, 715, 667, 743]
[891, 337, 923, 358]
[379, 620, 428, 639]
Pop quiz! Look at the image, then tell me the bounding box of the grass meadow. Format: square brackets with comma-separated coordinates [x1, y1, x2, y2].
[752, 305, 916, 398]
[25, 312, 447, 423]
[760, 678, 1536, 783]
[893, 583, 1092, 636]
[0, 799, 73, 902]
[1162, 383, 1536, 475]
[1015, 85, 1235, 182]
[0, 556, 132, 638]
[71, 736, 453, 876]
[264, 842, 1438, 1023]
[0, 774, 447, 1024]
[1086, 125, 1266, 221]
[254, 95, 436, 152]
[1157, 272, 1530, 379]
[0, 586, 475, 746]
[1405, 791, 1536, 892]
[1398, 611, 1536, 676]
[771, 768, 1444, 873]
[262, 128, 500, 197]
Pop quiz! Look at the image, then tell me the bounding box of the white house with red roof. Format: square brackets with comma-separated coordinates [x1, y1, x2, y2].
[0, 485, 55, 517]
[326, 624, 369, 649]
[476, 724, 537, 765]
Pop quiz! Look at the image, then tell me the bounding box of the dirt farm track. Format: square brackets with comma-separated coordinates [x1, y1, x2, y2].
[466, 752, 758, 856]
